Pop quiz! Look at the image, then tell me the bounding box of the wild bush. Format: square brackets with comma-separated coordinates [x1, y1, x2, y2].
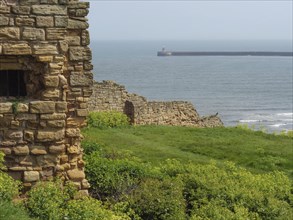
[87, 111, 130, 128]
[26, 180, 75, 219]
[182, 161, 293, 219]
[85, 151, 146, 201]
[0, 152, 20, 202]
[0, 201, 33, 220]
[82, 141, 105, 155]
[65, 197, 130, 220]
[129, 178, 186, 220]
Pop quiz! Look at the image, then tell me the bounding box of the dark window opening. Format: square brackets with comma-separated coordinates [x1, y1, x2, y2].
[0, 70, 27, 97]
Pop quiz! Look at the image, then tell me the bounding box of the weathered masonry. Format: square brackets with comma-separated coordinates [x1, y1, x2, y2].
[0, 0, 93, 193]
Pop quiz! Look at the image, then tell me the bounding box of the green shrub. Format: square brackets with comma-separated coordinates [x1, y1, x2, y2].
[129, 178, 186, 220]
[0, 201, 33, 220]
[65, 197, 130, 220]
[0, 152, 20, 202]
[85, 151, 146, 201]
[87, 111, 130, 128]
[111, 201, 142, 220]
[26, 180, 76, 220]
[81, 141, 105, 155]
[159, 158, 189, 177]
[183, 161, 293, 219]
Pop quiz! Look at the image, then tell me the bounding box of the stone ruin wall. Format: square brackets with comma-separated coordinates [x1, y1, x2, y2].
[0, 0, 93, 193]
[88, 81, 223, 127]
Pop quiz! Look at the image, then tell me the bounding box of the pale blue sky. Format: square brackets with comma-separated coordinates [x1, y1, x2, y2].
[87, 0, 293, 41]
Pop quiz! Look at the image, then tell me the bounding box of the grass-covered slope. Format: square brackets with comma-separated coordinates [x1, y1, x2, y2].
[82, 126, 293, 178]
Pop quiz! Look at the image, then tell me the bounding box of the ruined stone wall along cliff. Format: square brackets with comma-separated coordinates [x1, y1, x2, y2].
[88, 81, 223, 128]
[0, 0, 93, 193]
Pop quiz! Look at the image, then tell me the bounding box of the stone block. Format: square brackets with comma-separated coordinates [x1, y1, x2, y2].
[46, 28, 67, 40]
[30, 146, 47, 155]
[40, 0, 58, 3]
[36, 16, 54, 27]
[24, 171, 40, 182]
[59, 40, 68, 53]
[22, 27, 45, 41]
[43, 76, 59, 88]
[67, 169, 85, 181]
[67, 145, 80, 154]
[68, 19, 88, 29]
[19, 0, 39, 6]
[9, 167, 27, 171]
[0, 16, 9, 26]
[65, 36, 80, 46]
[16, 103, 29, 113]
[60, 154, 68, 163]
[66, 128, 80, 137]
[33, 43, 58, 55]
[37, 55, 54, 62]
[42, 89, 60, 99]
[30, 101, 55, 113]
[76, 9, 89, 17]
[36, 129, 65, 142]
[70, 72, 92, 87]
[68, 2, 89, 9]
[11, 6, 31, 15]
[0, 140, 16, 147]
[0, 103, 12, 114]
[16, 113, 37, 121]
[49, 144, 65, 154]
[81, 30, 90, 46]
[55, 16, 68, 27]
[32, 5, 67, 15]
[10, 120, 20, 128]
[13, 145, 29, 155]
[55, 102, 67, 113]
[40, 113, 66, 120]
[0, 6, 10, 14]
[6, 130, 23, 141]
[76, 109, 88, 117]
[23, 130, 34, 142]
[69, 46, 91, 61]
[66, 117, 84, 128]
[47, 120, 65, 128]
[3, 43, 32, 55]
[0, 27, 20, 40]
[15, 17, 35, 26]
[81, 179, 90, 189]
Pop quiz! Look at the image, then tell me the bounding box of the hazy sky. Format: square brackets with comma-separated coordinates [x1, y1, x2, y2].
[88, 0, 293, 41]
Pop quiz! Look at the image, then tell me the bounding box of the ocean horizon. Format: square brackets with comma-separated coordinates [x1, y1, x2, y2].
[90, 40, 293, 132]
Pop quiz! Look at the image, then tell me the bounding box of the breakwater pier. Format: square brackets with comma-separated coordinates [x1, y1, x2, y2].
[157, 50, 293, 57]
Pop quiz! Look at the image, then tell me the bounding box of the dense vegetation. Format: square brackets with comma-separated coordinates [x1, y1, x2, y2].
[0, 112, 292, 219]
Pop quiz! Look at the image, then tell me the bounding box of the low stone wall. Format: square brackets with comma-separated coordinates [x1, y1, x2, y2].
[89, 81, 223, 127]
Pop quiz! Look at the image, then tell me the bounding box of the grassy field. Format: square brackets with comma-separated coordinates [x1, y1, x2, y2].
[82, 126, 293, 178]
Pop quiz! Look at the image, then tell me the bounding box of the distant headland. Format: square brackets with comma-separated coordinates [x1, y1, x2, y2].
[157, 48, 293, 57]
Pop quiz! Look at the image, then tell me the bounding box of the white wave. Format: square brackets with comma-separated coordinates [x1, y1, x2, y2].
[270, 123, 287, 128]
[276, 113, 293, 117]
[283, 119, 293, 122]
[239, 119, 261, 123]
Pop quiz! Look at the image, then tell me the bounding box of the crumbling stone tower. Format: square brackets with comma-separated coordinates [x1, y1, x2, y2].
[0, 0, 93, 193]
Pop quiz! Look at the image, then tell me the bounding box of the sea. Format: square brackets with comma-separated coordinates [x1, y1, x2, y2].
[90, 40, 293, 133]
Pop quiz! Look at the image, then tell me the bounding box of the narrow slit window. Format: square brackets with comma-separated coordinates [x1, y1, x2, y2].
[0, 70, 26, 97]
